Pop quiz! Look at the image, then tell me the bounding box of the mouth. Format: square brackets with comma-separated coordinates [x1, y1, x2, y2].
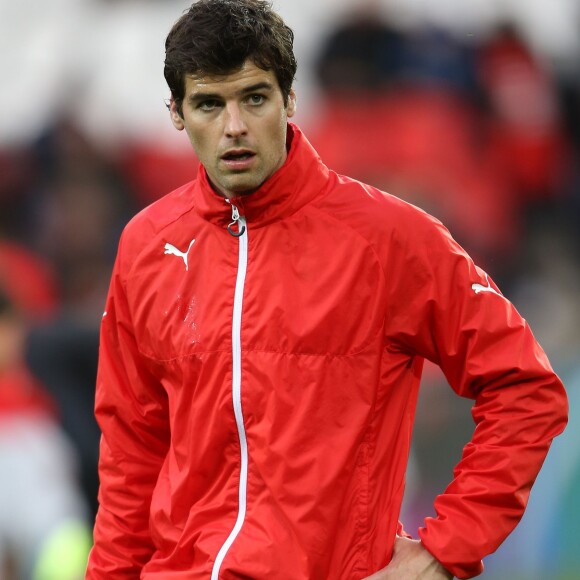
[220, 149, 257, 170]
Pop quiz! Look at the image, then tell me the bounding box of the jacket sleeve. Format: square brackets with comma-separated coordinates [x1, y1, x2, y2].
[384, 210, 568, 579]
[86, 233, 170, 578]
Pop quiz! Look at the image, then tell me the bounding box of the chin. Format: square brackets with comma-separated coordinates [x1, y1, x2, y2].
[228, 180, 261, 197]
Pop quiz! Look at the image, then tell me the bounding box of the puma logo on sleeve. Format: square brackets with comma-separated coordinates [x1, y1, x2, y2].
[164, 239, 196, 271]
[472, 273, 501, 296]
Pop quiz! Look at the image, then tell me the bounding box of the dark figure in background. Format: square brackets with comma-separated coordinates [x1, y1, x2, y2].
[314, 1, 402, 93]
[0, 244, 91, 580]
[26, 319, 101, 519]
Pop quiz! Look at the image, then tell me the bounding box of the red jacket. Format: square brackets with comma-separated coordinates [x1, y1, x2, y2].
[87, 124, 567, 579]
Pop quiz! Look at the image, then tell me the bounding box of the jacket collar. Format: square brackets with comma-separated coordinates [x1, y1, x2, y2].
[193, 123, 330, 229]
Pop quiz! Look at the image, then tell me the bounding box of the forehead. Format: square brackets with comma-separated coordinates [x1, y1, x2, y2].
[184, 60, 279, 98]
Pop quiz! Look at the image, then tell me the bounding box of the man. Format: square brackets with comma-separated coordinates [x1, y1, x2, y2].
[86, 1, 568, 578]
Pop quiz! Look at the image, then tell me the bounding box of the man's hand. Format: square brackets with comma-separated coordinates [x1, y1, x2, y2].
[361, 536, 453, 579]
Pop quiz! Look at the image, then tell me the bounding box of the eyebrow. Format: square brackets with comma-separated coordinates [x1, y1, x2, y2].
[186, 82, 275, 105]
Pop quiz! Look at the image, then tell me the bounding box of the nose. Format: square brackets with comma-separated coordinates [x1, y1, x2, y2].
[224, 102, 247, 138]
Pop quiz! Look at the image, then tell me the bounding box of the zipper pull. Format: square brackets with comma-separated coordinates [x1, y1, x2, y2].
[227, 203, 246, 237]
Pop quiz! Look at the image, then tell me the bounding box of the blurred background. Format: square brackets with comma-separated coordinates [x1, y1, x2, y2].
[0, 0, 578, 578]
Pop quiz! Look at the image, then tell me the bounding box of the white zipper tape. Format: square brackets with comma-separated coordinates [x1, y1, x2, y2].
[211, 215, 249, 579]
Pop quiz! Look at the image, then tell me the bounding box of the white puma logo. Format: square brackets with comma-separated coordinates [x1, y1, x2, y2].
[164, 239, 196, 271]
[472, 273, 501, 296]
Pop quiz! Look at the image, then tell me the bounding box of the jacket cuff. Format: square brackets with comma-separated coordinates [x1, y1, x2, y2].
[396, 520, 413, 539]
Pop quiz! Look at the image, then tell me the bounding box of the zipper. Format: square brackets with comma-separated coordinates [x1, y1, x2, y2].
[211, 206, 248, 580]
[227, 203, 246, 237]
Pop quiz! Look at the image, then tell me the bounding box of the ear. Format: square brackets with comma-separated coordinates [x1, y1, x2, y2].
[287, 89, 297, 118]
[169, 98, 185, 131]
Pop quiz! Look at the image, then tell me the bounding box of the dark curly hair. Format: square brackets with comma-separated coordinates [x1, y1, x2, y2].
[164, 0, 297, 116]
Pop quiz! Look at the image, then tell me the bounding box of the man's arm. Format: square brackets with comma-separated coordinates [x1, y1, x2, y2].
[86, 237, 170, 578]
[384, 210, 568, 578]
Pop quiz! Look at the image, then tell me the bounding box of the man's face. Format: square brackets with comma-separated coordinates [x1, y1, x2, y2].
[170, 60, 296, 199]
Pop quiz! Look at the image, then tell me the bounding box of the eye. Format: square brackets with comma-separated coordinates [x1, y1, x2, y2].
[198, 99, 220, 112]
[248, 94, 266, 106]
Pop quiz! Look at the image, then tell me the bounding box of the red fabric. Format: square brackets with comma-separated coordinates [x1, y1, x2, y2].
[0, 242, 58, 319]
[307, 90, 519, 261]
[0, 365, 56, 418]
[0, 244, 58, 418]
[120, 144, 199, 206]
[478, 30, 568, 198]
[87, 124, 567, 579]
